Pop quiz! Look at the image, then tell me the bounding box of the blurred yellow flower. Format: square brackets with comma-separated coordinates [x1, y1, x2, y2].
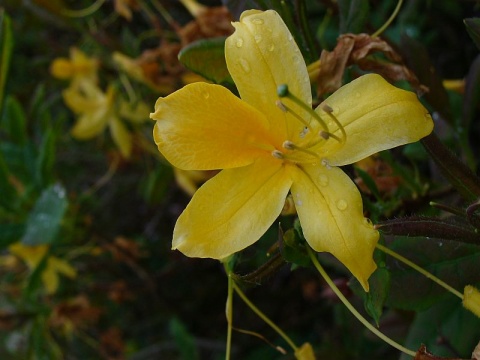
[50, 47, 99, 87]
[151, 10, 433, 290]
[63, 81, 149, 158]
[9, 243, 76, 294]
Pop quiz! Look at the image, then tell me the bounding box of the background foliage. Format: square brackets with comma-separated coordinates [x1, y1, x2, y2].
[1, 0, 480, 359]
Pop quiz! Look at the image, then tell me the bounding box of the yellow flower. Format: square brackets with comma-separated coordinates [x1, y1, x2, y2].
[63, 81, 148, 159]
[50, 47, 99, 87]
[9, 243, 76, 294]
[150, 10, 433, 290]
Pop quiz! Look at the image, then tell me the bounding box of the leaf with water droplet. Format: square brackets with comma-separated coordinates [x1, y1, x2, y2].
[21, 184, 68, 246]
[178, 37, 234, 85]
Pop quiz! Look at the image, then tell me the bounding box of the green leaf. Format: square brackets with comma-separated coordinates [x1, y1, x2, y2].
[0, 9, 13, 115]
[464, 18, 480, 50]
[0, 149, 17, 210]
[358, 266, 390, 326]
[338, 0, 370, 34]
[178, 37, 233, 85]
[0, 223, 25, 249]
[2, 96, 27, 145]
[282, 228, 310, 267]
[35, 129, 56, 188]
[384, 237, 480, 311]
[169, 318, 199, 360]
[21, 184, 68, 246]
[400, 297, 480, 360]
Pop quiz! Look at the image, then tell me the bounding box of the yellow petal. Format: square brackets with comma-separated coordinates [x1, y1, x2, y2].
[109, 117, 132, 158]
[151, 82, 276, 170]
[225, 10, 312, 142]
[295, 343, 316, 360]
[172, 158, 293, 259]
[291, 164, 378, 291]
[43, 257, 77, 294]
[9, 243, 49, 269]
[62, 83, 105, 114]
[50, 58, 74, 79]
[463, 285, 480, 318]
[316, 74, 433, 166]
[70, 111, 110, 139]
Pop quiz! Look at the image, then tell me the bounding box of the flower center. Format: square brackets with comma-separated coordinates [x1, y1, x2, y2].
[270, 84, 347, 164]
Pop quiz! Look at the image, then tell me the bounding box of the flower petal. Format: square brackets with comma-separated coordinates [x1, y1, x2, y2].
[151, 82, 276, 170]
[315, 74, 433, 166]
[225, 10, 312, 142]
[172, 158, 293, 259]
[109, 116, 132, 158]
[291, 164, 378, 291]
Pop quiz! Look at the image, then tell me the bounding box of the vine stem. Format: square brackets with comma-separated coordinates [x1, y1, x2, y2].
[61, 0, 107, 17]
[375, 243, 463, 299]
[306, 246, 417, 358]
[232, 282, 299, 353]
[225, 273, 233, 360]
[372, 0, 404, 38]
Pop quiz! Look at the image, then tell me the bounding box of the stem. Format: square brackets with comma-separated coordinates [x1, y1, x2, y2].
[372, 0, 404, 38]
[226, 273, 233, 360]
[306, 246, 417, 358]
[61, 0, 107, 17]
[375, 243, 463, 299]
[232, 282, 298, 352]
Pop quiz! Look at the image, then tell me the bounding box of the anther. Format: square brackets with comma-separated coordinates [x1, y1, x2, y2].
[282, 140, 295, 150]
[271, 150, 284, 159]
[320, 131, 330, 140]
[321, 102, 347, 144]
[275, 100, 287, 112]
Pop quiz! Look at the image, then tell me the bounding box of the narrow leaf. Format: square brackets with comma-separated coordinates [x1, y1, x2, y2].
[169, 318, 199, 360]
[400, 35, 452, 124]
[35, 129, 55, 188]
[21, 184, 68, 246]
[464, 18, 480, 50]
[463, 55, 480, 131]
[2, 96, 27, 145]
[385, 237, 480, 311]
[178, 37, 233, 85]
[0, 9, 13, 115]
[421, 132, 480, 201]
[0, 150, 17, 210]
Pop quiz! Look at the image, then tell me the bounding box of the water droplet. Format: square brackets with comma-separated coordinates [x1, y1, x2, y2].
[319, 174, 329, 187]
[336, 199, 348, 211]
[292, 55, 300, 64]
[268, 44, 275, 52]
[254, 34, 262, 43]
[235, 38, 244, 48]
[321, 159, 331, 169]
[296, 200, 303, 206]
[202, 92, 210, 99]
[288, 34, 293, 41]
[438, 242, 443, 247]
[239, 58, 251, 73]
[251, 18, 264, 25]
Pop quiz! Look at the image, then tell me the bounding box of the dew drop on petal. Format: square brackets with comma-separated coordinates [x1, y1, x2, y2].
[235, 38, 244, 48]
[254, 34, 262, 43]
[268, 43, 275, 52]
[251, 18, 264, 25]
[239, 58, 251, 73]
[202, 92, 210, 99]
[336, 199, 348, 211]
[319, 174, 329, 187]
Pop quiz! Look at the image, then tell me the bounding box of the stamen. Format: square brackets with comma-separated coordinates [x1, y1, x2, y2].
[276, 100, 313, 133]
[277, 84, 329, 132]
[275, 100, 287, 113]
[271, 150, 284, 159]
[321, 103, 347, 144]
[282, 140, 321, 160]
